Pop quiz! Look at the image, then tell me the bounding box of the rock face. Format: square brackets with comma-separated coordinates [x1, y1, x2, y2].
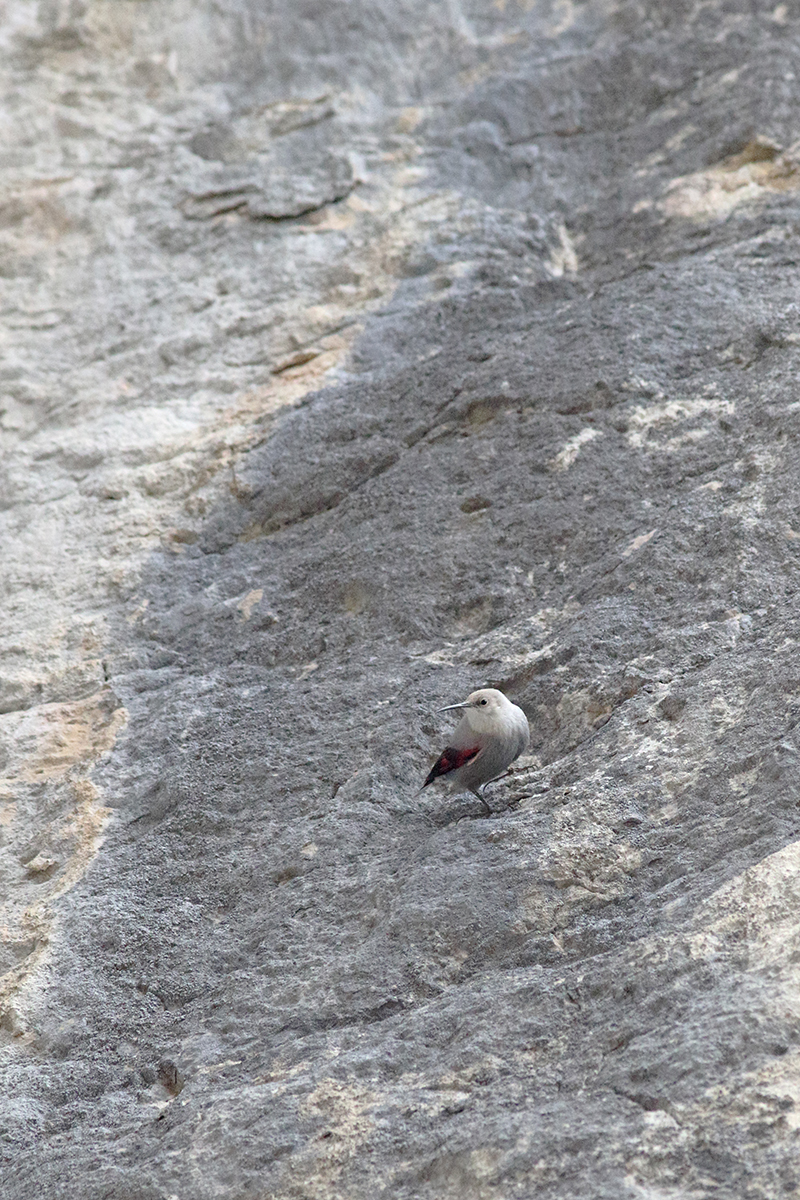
[3, 1, 800, 1196]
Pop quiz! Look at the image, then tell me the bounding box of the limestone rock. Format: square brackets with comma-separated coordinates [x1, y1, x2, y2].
[2, 2, 800, 1198]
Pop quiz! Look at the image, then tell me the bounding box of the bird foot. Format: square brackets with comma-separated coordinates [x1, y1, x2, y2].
[472, 791, 493, 818]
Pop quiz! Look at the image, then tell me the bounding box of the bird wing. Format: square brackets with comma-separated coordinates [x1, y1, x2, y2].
[423, 745, 481, 788]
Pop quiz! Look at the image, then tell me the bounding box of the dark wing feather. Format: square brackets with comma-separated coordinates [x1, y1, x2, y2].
[423, 745, 481, 788]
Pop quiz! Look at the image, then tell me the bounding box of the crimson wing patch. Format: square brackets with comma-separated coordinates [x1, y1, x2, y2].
[423, 745, 481, 788]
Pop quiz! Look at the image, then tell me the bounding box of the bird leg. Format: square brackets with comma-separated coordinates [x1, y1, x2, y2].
[471, 786, 493, 817]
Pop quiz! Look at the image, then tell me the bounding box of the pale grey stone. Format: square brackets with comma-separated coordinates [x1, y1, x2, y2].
[2, 2, 800, 1198]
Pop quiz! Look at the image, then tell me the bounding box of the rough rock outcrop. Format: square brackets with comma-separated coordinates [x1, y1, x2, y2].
[3, 2, 800, 1196]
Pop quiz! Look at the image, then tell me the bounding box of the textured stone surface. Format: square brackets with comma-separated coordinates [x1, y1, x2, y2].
[3, 1, 800, 1196]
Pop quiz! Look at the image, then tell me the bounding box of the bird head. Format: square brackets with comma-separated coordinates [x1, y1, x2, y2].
[439, 688, 511, 730]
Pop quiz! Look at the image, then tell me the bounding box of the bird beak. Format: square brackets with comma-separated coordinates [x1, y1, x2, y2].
[439, 702, 470, 712]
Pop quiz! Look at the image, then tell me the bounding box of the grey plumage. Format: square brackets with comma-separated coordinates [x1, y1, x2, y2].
[423, 688, 530, 814]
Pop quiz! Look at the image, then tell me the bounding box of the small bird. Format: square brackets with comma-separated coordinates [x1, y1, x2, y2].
[423, 688, 530, 815]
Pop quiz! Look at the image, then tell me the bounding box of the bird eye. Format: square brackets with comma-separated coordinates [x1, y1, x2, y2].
[480, 699, 488, 705]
